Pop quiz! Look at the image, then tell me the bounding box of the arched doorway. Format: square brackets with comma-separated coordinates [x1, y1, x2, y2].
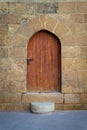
[27, 30, 61, 92]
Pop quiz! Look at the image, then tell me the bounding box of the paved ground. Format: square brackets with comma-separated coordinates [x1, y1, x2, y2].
[0, 111, 87, 130]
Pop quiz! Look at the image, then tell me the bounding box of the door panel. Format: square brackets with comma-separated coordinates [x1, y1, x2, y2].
[27, 30, 61, 92]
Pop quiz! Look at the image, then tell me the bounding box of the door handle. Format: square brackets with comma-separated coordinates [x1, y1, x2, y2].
[27, 58, 33, 64]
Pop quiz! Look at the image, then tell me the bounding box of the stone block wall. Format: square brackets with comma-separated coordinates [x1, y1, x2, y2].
[0, 0, 87, 111]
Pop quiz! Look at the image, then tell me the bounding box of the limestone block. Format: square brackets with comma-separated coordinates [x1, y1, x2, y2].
[36, 2, 58, 14]
[4, 14, 22, 24]
[61, 33, 75, 46]
[57, 14, 83, 23]
[64, 94, 81, 104]
[58, 2, 76, 13]
[0, 24, 8, 35]
[54, 22, 69, 38]
[9, 3, 25, 14]
[26, 3, 36, 15]
[8, 47, 26, 58]
[81, 94, 87, 103]
[0, 35, 4, 46]
[31, 102, 55, 113]
[0, 93, 21, 103]
[76, 58, 87, 70]
[81, 104, 87, 110]
[79, 70, 87, 80]
[0, 67, 7, 81]
[70, 14, 84, 23]
[79, 47, 87, 57]
[84, 14, 87, 23]
[22, 93, 63, 103]
[76, 35, 87, 46]
[5, 35, 14, 46]
[62, 46, 77, 58]
[0, 48, 8, 58]
[62, 84, 84, 93]
[14, 81, 26, 93]
[0, 104, 23, 111]
[55, 104, 64, 110]
[0, 15, 6, 24]
[8, 24, 20, 34]
[76, 2, 87, 13]
[7, 68, 26, 82]
[76, 24, 87, 36]
[62, 58, 76, 72]
[64, 104, 81, 110]
[62, 79, 84, 93]
[0, 2, 8, 14]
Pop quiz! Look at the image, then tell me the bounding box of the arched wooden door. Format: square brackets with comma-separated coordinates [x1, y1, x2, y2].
[27, 30, 61, 92]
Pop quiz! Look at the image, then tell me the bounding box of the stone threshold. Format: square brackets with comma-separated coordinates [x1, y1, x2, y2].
[22, 92, 63, 104]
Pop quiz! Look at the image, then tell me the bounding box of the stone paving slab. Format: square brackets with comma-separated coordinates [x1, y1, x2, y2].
[0, 111, 87, 130]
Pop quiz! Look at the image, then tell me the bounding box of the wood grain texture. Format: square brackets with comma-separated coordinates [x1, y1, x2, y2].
[27, 30, 61, 92]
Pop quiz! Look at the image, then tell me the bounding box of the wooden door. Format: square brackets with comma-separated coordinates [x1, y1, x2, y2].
[27, 30, 61, 92]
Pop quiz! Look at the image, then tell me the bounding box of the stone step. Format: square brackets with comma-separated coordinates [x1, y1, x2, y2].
[31, 102, 55, 114]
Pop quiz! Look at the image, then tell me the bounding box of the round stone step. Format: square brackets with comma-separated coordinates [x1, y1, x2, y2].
[31, 102, 55, 114]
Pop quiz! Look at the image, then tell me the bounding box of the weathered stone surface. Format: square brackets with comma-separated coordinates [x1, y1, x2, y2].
[76, 24, 87, 36]
[37, 2, 58, 14]
[81, 94, 87, 103]
[54, 22, 69, 38]
[62, 58, 76, 72]
[55, 104, 64, 110]
[0, 93, 21, 103]
[0, 15, 6, 24]
[0, 67, 7, 81]
[76, 2, 87, 13]
[84, 14, 87, 23]
[77, 71, 87, 90]
[15, 81, 26, 93]
[46, 15, 57, 32]
[0, 24, 8, 34]
[78, 47, 87, 57]
[0, 35, 4, 46]
[7, 68, 26, 82]
[5, 35, 14, 46]
[64, 104, 81, 110]
[62, 84, 84, 93]
[58, 2, 76, 13]
[8, 24, 20, 34]
[22, 103, 31, 111]
[81, 104, 87, 110]
[0, 104, 23, 111]
[64, 94, 81, 104]
[76, 58, 87, 70]
[9, 3, 26, 14]
[76, 35, 87, 46]
[22, 93, 63, 103]
[0, 2, 8, 14]
[4, 14, 23, 24]
[62, 46, 77, 58]
[60, 33, 75, 46]
[57, 14, 83, 23]
[28, 17, 42, 32]
[26, 3, 36, 15]
[0, 48, 8, 58]
[8, 47, 26, 58]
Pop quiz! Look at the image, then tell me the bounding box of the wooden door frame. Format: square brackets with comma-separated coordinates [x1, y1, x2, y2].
[27, 29, 61, 92]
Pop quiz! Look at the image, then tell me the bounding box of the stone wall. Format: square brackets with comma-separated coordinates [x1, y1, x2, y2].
[0, 1, 87, 111]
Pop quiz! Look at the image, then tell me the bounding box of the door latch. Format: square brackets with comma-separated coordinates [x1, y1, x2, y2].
[27, 58, 33, 64]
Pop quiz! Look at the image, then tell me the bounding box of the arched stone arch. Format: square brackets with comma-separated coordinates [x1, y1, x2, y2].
[13, 15, 70, 93]
[14, 15, 70, 49]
